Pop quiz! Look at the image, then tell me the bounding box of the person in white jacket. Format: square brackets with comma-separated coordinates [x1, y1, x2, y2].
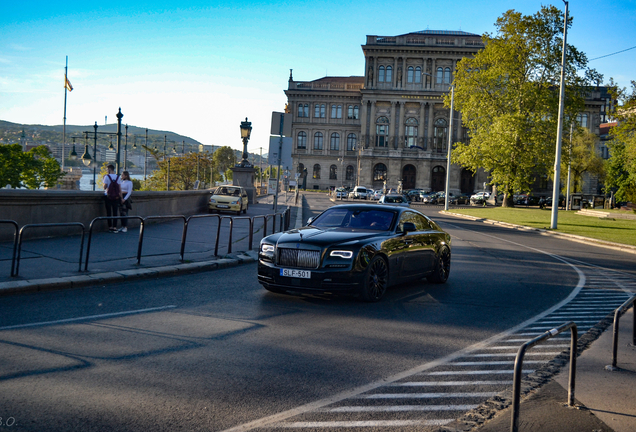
[118, 171, 133, 232]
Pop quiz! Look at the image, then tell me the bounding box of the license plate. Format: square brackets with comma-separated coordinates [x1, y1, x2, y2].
[280, 268, 311, 279]
[217, 205, 229, 208]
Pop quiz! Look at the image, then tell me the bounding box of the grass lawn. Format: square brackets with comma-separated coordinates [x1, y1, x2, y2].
[447, 207, 636, 247]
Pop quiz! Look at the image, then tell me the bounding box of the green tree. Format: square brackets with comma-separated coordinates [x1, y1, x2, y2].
[562, 128, 605, 193]
[21, 146, 64, 189]
[0, 144, 25, 187]
[605, 80, 636, 202]
[213, 146, 236, 182]
[449, 6, 600, 206]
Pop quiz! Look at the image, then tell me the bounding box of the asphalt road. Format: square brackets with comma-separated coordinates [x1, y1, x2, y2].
[0, 194, 634, 432]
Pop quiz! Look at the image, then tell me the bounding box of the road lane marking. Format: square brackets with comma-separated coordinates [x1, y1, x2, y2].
[389, 381, 509, 386]
[277, 420, 453, 428]
[0, 305, 178, 330]
[426, 370, 534, 375]
[327, 405, 479, 412]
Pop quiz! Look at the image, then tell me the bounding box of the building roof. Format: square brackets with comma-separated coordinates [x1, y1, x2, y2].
[400, 30, 481, 37]
[309, 76, 365, 84]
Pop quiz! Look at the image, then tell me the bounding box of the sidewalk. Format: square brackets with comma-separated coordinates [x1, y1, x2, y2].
[0, 192, 302, 295]
[474, 309, 635, 432]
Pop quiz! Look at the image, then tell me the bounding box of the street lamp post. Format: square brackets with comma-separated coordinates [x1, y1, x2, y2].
[116, 108, 123, 174]
[238, 117, 252, 167]
[144, 128, 148, 182]
[164, 135, 170, 191]
[550, 0, 569, 229]
[124, 124, 128, 171]
[444, 84, 455, 211]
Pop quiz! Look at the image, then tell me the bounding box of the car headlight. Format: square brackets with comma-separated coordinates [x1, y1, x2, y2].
[330, 250, 353, 259]
[209, 198, 216, 203]
[261, 244, 275, 253]
[231, 200, 239, 205]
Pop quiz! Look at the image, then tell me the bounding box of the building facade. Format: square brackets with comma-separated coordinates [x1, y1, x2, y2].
[286, 30, 608, 196]
[286, 30, 489, 194]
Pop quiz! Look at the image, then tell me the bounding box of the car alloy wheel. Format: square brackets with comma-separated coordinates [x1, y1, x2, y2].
[361, 256, 388, 302]
[428, 246, 451, 284]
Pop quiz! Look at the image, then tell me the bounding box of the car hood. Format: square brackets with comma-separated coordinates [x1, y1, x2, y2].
[271, 226, 387, 248]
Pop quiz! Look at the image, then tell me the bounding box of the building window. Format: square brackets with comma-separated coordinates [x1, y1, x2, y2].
[415, 67, 421, 83]
[330, 132, 340, 150]
[313, 132, 323, 150]
[433, 118, 447, 153]
[376, 116, 389, 147]
[444, 67, 451, 84]
[436, 67, 443, 84]
[405, 118, 418, 147]
[346, 165, 354, 180]
[297, 103, 309, 118]
[313, 164, 321, 179]
[577, 113, 589, 129]
[331, 105, 342, 119]
[407, 66, 414, 83]
[373, 163, 387, 181]
[297, 131, 307, 149]
[379, 66, 385, 82]
[314, 103, 325, 118]
[347, 133, 357, 151]
[297, 163, 304, 174]
[329, 164, 337, 180]
[347, 105, 359, 120]
[386, 66, 392, 84]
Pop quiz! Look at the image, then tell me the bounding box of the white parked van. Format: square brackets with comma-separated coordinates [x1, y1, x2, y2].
[351, 186, 369, 200]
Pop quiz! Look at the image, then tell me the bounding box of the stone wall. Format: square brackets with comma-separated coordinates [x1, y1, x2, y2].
[0, 189, 210, 241]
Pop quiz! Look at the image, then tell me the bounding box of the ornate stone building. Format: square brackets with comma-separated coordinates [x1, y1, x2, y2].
[286, 30, 489, 194]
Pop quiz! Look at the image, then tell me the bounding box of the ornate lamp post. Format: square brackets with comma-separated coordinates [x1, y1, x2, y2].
[238, 117, 252, 167]
[124, 124, 128, 171]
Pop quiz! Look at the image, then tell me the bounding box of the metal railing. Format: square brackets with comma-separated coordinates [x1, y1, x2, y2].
[606, 295, 636, 371]
[85, 216, 145, 270]
[4, 207, 290, 278]
[511, 322, 578, 432]
[1, 220, 19, 277]
[15, 222, 86, 277]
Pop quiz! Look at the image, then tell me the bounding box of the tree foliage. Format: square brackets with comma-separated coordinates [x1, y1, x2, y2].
[0, 144, 63, 189]
[143, 150, 215, 191]
[449, 6, 600, 206]
[562, 128, 605, 193]
[213, 146, 236, 181]
[605, 80, 636, 202]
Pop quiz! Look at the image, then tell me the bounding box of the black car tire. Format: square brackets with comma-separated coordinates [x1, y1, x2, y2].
[360, 256, 389, 302]
[236, 205, 242, 216]
[428, 246, 451, 284]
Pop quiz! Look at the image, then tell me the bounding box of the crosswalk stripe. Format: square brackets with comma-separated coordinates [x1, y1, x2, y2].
[426, 370, 534, 375]
[363, 392, 499, 399]
[389, 381, 509, 386]
[327, 404, 479, 412]
[450, 361, 545, 365]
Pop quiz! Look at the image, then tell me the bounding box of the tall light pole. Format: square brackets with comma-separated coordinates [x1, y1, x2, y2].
[124, 124, 128, 171]
[550, 0, 569, 229]
[164, 135, 170, 191]
[116, 108, 123, 174]
[238, 117, 252, 168]
[144, 128, 148, 182]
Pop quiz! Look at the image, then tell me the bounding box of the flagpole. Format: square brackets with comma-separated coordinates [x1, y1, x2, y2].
[62, 56, 68, 172]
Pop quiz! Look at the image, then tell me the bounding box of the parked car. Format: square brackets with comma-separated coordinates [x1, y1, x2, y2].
[335, 188, 347, 199]
[470, 192, 490, 205]
[209, 186, 249, 215]
[257, 204, 452, 302]
[407, 189, 423, 202]
[372, 190, 383, 200]
[450, 194, 469, 205]
[515, 194, 541, 206]
[422, 192, 443, 204]
[378, 194, 410, 207]
[351, 186, 370, 200]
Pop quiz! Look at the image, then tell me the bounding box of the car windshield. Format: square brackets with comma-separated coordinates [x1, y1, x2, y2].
[214, 187, 241, 196]
[384, 196, 404, 203]
[311, 208, 396, 231]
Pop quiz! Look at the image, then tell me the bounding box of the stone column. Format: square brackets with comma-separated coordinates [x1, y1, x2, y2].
[419, 102, 426, 147]
[427, 102, 434, 149]
[360, 99, 369, 148]
[398, 101, 406, 148]
[368, 100, 376, 148]
[390, 101, 397, 149]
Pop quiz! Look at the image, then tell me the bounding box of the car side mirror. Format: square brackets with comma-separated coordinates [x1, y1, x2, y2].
[306, 217, 314, 226]
[401, 222, 417, 234]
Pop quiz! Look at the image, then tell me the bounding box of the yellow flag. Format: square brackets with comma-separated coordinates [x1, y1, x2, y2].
[65, 74, 73, 92]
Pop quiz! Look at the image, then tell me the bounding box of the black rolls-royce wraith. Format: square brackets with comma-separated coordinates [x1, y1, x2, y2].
[257, 204, 451, 302]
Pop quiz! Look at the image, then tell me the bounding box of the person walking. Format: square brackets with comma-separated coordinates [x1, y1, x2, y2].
[103, 164, 122, 232]
[118, 171, 133, 233]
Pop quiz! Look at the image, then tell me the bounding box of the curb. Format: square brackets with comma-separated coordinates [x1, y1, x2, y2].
[0, 250, 259, 296]
[440, 210, 636, 256]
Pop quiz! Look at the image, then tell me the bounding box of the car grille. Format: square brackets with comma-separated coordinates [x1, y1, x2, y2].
[278, 249, 320, 269]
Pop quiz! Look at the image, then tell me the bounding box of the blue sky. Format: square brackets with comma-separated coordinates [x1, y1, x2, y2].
[1, 0, 635, 152]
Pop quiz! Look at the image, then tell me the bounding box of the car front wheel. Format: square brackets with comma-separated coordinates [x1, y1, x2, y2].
[360, 256, 389, 302]
[428, 246, 451, 284]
